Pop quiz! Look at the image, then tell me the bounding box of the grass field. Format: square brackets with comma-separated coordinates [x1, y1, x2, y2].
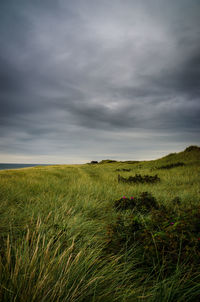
[0, 146, 200, 301]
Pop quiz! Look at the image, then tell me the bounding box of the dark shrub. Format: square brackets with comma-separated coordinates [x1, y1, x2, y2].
[136, 192, 159, 212]
[116, 168, 131, 172]
[184, 146, 200, 152]
[157, 162, 185, 170]
[114, 197, 137, 211]
[99, 159, 117, 164]
[114, 192, 159, 212]
[118, 174, 160, 184]
[105, 214, 143, 250]
[106, 195, 200, 272]
[171, 196, 181, 205]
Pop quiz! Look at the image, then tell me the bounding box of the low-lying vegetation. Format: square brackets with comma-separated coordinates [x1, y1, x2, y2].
[99, 159, 117, 164]
[114, 192, 159, 212]
[184, 145, 200, 152]
[115, 168, 131, 172]
[118, 173, 160, 184]
[89, 160, 99, 164]
[0, 146, 200, 301]
[107, 193, 200, 272]
[156, 162, 185, 170]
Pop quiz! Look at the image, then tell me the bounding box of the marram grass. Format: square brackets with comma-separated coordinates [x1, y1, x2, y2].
[0, 146, 200, 301]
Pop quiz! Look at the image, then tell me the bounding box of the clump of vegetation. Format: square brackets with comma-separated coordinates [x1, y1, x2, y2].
[118, 173, 160, 184]
[90, 161, 98, 164]
[114, 192, 159, 212]
[115, 168, 131, 172]
[157, 162, 185, 170]
[114, 196, 136, 211]
[143, 206, 200, 267]
[171, 196, 181, 205]
[106, 195, 200, 272]
[99, 159, 117, 164]
[184, 145, 200, 152]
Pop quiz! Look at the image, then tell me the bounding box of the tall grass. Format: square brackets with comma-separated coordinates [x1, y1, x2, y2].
[0, 147, 200, 301]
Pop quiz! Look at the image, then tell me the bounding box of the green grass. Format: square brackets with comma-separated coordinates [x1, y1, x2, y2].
[0, 146, 200, 301]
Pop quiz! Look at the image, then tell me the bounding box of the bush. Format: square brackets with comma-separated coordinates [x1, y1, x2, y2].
[99, 159, 117, 164]
[115, 168, 131, 172]
[106, 194, 200, 273]
[118, 174, 160, 184]
[184, 146, 200, 152]
[157, 162, 185, 170]
[114, 192, 159, 212]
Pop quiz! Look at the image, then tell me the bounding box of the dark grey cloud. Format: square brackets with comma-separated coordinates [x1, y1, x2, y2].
[0, 0, 199, 163]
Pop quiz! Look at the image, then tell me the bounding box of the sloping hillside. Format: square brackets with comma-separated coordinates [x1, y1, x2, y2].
[0, 146, 200, 301]
[157, 145, 200, 163]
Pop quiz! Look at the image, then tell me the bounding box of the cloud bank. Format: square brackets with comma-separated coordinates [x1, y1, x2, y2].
[0, 0, 199, 163]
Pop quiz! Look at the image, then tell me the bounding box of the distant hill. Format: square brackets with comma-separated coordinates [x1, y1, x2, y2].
[97, 146, 200, 165]
[158, 145, 200, 163]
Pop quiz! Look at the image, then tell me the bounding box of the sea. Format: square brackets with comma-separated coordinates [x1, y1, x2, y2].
[0, 163, 52, 171]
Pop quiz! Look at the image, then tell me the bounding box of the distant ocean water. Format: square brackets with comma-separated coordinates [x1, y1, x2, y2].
[0, 163, 51, 171]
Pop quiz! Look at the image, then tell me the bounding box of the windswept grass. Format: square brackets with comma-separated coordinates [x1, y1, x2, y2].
[0, 146, 200, 301]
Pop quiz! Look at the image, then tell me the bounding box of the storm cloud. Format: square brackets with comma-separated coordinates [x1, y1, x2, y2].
[0, 0, 200, 163]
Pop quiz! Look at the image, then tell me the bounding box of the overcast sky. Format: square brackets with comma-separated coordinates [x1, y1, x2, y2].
[0, 0, 199, 164]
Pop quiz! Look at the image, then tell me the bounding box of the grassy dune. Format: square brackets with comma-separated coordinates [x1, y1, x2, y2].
[0, 146, 200, 301]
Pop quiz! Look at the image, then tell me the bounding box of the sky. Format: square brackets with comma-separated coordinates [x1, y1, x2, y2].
[0, 0, 200, 164]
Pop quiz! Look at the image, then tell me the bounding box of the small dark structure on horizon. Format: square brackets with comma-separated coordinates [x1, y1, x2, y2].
[90, 161, 98, 164]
